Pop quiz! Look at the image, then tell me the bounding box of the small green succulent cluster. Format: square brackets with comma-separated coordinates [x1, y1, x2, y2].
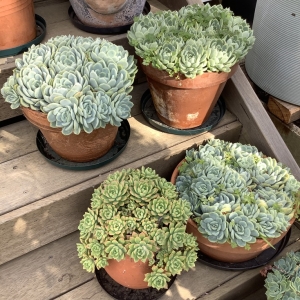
[175, 139, 300, 249]
[77, 167, 198, 290]
[127, 4, 255, 78]
[262, 251, 300, 300]
[1, 35, 137, 135]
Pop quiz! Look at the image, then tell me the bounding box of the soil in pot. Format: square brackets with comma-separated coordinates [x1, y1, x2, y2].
[140, 61, 238, 129]
[22, 107, 118, 163]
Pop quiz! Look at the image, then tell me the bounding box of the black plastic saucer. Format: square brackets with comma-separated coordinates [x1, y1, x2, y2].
[0, 14, 46, 58]
[141, 89, 226, 135]
[68, 1, 150, 34]
[95, 267, 176, 300]
[197, 229, 291, 271]
[36, 120, 130, 170]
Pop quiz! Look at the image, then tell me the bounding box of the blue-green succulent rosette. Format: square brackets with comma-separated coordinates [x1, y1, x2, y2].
[1, 35, 138, 135]
[175, 139, 300, 249]
[128, 4, 255, 78]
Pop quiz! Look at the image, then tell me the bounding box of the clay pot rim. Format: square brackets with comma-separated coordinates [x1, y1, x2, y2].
[187, 217, 295, 251]
[139, 57, 239, 89]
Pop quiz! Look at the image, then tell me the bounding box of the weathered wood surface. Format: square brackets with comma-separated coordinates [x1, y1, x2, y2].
[199, 226, 300, 300]
[268, 95, 300, 124]
[0, 78, 240, 265]
[222, 66, 300, 181]
[0, 229, 241, 300]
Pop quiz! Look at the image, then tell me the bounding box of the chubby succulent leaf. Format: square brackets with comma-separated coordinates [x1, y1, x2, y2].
[2, 35, 136, 135]
[127, 232, 157, 262]
[80, 257, 95, 273]
[165, 250, 185, 275]
[128, 4, 255, 78]
[144, 266, 171, 290]
[104, 239, 126, 261]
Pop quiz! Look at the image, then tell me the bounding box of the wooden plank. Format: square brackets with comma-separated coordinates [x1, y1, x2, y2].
[222, 66, 300, 181]
[268, 95, 300, 124]
[198, 226, 300, 300]
[0, 232, 93, 300]
[0, 109, 237, 216]
[0, 120, 241, 265]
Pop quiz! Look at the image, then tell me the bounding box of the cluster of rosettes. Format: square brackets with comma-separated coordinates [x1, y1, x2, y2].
[1, 35, 137, 135]
[128, 4, 255, 78]
[77, 167, 198, 290]
[263, 251, 300, 300]
[175, 139, 300, 249]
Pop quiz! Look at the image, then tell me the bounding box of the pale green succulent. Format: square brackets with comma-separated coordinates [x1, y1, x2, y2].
[263, 252, 300, 300]
[175, 139, 300, 249]
[1, 35, 137, 135]
[128, 4, 255, 78]
[77, 167, 198, 290]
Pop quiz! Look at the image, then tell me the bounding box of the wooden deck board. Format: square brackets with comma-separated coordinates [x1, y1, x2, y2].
[0, 110, 237, 216]
[0, 118, 241, 265]
[199, 226, 300, 300]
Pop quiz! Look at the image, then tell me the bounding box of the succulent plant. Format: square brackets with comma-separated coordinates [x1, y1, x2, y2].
[175, 139, 300, 249]
[1, 35, 137, 135]
[77, 167, 198, 290]
[128, 4, 255, 79]
[261, 251, 300, 300]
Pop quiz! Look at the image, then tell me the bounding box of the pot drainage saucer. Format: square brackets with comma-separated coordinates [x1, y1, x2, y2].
[36, 120, 130, 170]
[68, 1, 150, 34]
[141, 89, 226, 135]
[0, 14, 46, 58]
[95, 268, 176, 300]
[197, 228, 291, 271]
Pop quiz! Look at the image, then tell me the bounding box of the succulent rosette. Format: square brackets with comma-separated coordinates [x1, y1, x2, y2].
[263, 251, 300, 300]
[175, 139, 300, 249]
[1, 35, 138, 135]
[77, 167, 198, 290]
[128, 4, 255, 78]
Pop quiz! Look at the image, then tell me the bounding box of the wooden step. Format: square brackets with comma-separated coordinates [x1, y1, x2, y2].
[268, 95, 300, 124]
[198, 226, 300, 300]
[0, 80, 241, 266]
[1, 226, 297, 300]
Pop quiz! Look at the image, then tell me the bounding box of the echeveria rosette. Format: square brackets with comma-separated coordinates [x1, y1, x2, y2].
[49, 45, 87, 74]
[165, 250, 185, 275]
[110, 93, 134, 127]
[41, 70, 90, 106]
[1, 35, 136, 136]
[43, 96, 81, 135]
[16, 64, 52, 110]
[128, 4, 254, 78]
[104, 239, 126, 261]
[228, 212, 259, 248]
[264, 252, 300, 300]
[145, 266, 171, 290]
[76, 167, 205, 289]
[15, 43, 57, 69]
[1, 75, 20, 109]
[127, 233, 157, 263]
[197, 211, 228, 244]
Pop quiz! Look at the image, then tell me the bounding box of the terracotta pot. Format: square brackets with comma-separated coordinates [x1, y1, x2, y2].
[22, 107, 118, 163]
[140, 62, 238, 129]
[105, 255, 151, 289]
[0, 0, 36, 50]
[69, 0, 146, 28]
[186, 218, 294, 263]
[171, 159, 295, 263]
